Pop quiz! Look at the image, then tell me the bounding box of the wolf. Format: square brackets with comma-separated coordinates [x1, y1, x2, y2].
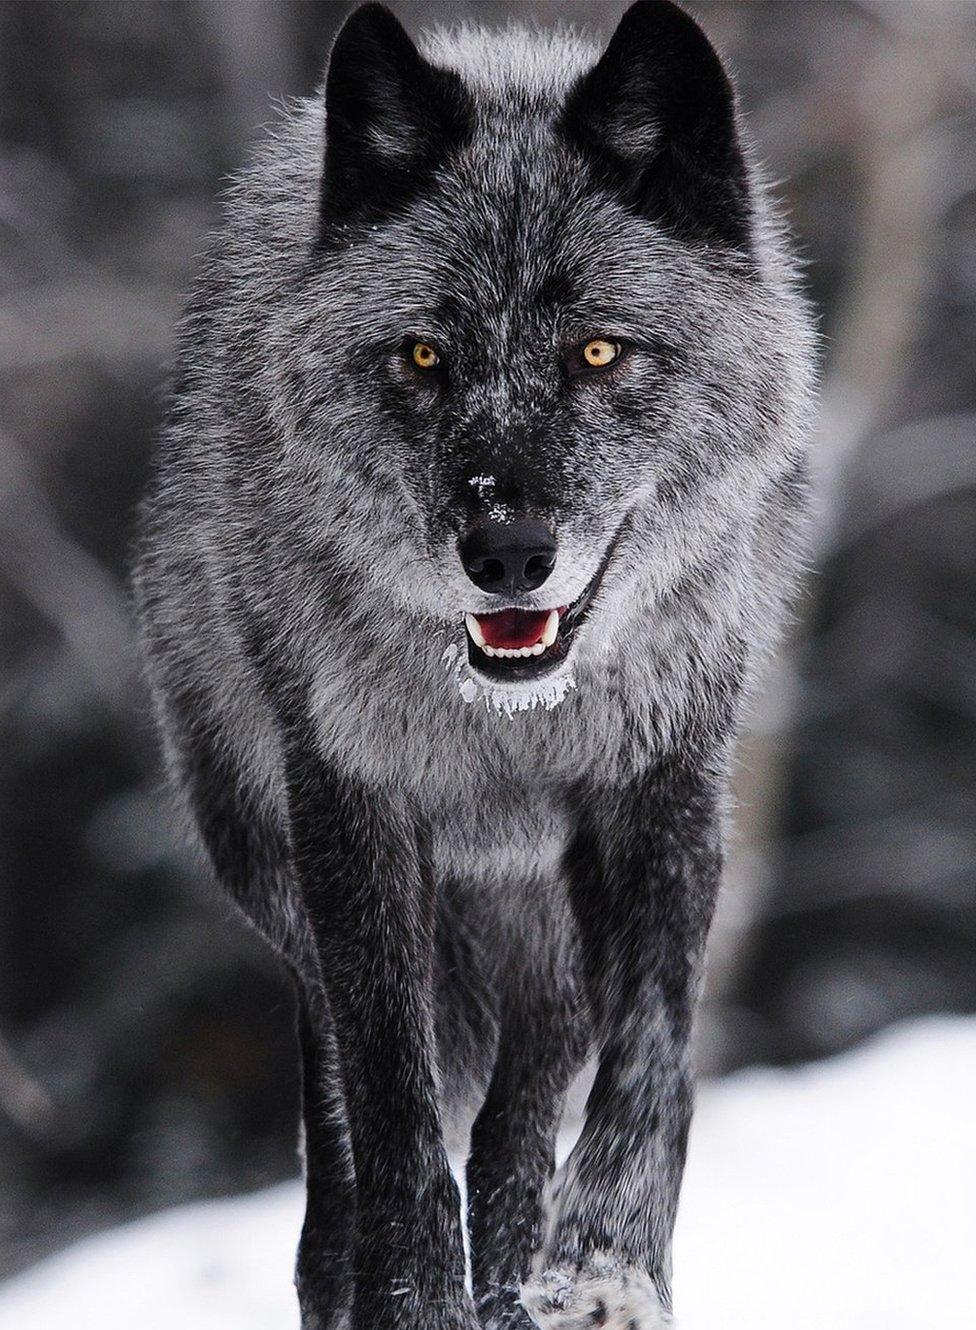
[134, 2, 815, 1327]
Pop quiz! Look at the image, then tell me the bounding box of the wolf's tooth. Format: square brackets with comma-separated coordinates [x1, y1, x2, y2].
[467, 611, 558, 661]
[465, 613, 486, 648]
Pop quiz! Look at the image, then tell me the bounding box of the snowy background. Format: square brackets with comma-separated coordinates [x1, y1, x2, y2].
[1, 0, 975, 1325]
[1, 1018, 974, 1329]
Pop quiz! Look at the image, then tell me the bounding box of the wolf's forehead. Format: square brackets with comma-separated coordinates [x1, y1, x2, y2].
[414, 184, 668, 335]
[338, 93, 698, 342]
[422, 25, 598, 105]
[350, 197, 683, 356]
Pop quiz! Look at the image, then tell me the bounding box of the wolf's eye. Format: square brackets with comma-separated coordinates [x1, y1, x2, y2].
[582, 338, 620, 368]
[411, 341, 441, 371]
[564, 338, 626, 378]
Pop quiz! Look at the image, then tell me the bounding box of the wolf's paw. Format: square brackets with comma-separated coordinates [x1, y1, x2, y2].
[520, 1260, 671, 1330]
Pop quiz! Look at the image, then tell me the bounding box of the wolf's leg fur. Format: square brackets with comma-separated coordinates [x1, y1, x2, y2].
[467, 958, 587, 1330]
[296, 985, 355, 1330]
[523, 760, 722, 1329]
[285, 743, 477, 1330]
[160, 682, 314, 971]
[158, 686, 354, 1326]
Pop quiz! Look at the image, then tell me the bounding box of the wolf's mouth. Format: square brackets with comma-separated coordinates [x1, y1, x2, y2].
[464, 604, 570, 683]
[462, 524, 624, 685]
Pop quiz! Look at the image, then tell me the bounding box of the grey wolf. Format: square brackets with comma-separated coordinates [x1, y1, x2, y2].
[134, 2, 815, 1327]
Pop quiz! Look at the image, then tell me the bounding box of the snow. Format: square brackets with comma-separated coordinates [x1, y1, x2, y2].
[1, 1017, 973, 1330]
[442, 641, 577, 714]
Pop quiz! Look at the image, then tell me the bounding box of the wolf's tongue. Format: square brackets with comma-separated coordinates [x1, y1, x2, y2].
[476, 608, 552, 650]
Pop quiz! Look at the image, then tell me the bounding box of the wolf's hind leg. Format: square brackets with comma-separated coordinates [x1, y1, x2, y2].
[295, 983, 355, 1330]
[467, 948, 587, 1330]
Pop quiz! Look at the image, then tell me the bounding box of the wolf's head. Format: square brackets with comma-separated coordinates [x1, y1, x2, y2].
[270, 1, 813, 705]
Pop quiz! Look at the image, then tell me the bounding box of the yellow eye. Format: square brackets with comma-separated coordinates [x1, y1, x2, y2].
[412, 341, 441, 371]
[582, 338, 621, 368]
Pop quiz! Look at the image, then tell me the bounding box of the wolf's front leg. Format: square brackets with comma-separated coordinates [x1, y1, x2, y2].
[286, 745, 477, 1330]
[467, 956, 588, 1330]
[523, 761, 723, 1330]
[295, 984, 355, 1330]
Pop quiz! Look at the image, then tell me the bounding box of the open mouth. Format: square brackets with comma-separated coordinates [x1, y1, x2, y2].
[463, 575, 600, 685]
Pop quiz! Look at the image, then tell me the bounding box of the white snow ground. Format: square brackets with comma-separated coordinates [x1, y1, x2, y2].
[1, 1016, 973, 1330]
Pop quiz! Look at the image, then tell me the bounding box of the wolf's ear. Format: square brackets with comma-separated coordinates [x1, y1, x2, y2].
[319, 3, 472, 237]
[562, 0, 751, 253]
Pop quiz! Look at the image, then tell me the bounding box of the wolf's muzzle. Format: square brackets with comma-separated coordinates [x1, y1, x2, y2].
[461, 512, 631, 685]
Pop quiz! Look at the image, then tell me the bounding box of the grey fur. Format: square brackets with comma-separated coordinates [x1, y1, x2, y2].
[134, 4, 816, 1329]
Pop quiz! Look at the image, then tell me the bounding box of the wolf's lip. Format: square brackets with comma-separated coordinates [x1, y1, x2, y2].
[463, 588, 590, 682]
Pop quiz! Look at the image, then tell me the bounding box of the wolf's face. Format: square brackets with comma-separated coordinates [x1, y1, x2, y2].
[279, 3, 808, 697]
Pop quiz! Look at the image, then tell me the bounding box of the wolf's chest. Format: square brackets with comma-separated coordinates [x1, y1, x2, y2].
[427, 783, 571, 890]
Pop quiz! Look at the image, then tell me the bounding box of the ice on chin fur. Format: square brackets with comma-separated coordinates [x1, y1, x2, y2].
[442, 642, 576, 715]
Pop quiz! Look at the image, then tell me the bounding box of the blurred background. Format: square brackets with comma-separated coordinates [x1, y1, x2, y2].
[1, 0, 974, 1297]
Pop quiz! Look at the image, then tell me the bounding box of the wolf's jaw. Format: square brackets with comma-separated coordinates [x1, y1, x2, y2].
[442, 643, 576, 716]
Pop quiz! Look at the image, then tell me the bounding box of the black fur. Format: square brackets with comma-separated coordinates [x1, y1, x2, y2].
[562, 0, 752, 253]
[320, 3, 473, 240]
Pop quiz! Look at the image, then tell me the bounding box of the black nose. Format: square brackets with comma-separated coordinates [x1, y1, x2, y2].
[458, 517, 557, 595]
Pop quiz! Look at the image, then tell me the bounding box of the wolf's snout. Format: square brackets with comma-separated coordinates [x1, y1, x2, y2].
[458, 517, 556, 596]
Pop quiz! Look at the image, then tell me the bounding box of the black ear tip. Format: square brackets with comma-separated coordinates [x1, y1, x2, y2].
[333, 2, 412, 54]
[621, 0, 680, 14]
[612, 0, 731, 95]
[620, 0, 696, 21]
[328, 2, 422, 90]
[344, 1, 400, 27]
[616, 0, 713, 43]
